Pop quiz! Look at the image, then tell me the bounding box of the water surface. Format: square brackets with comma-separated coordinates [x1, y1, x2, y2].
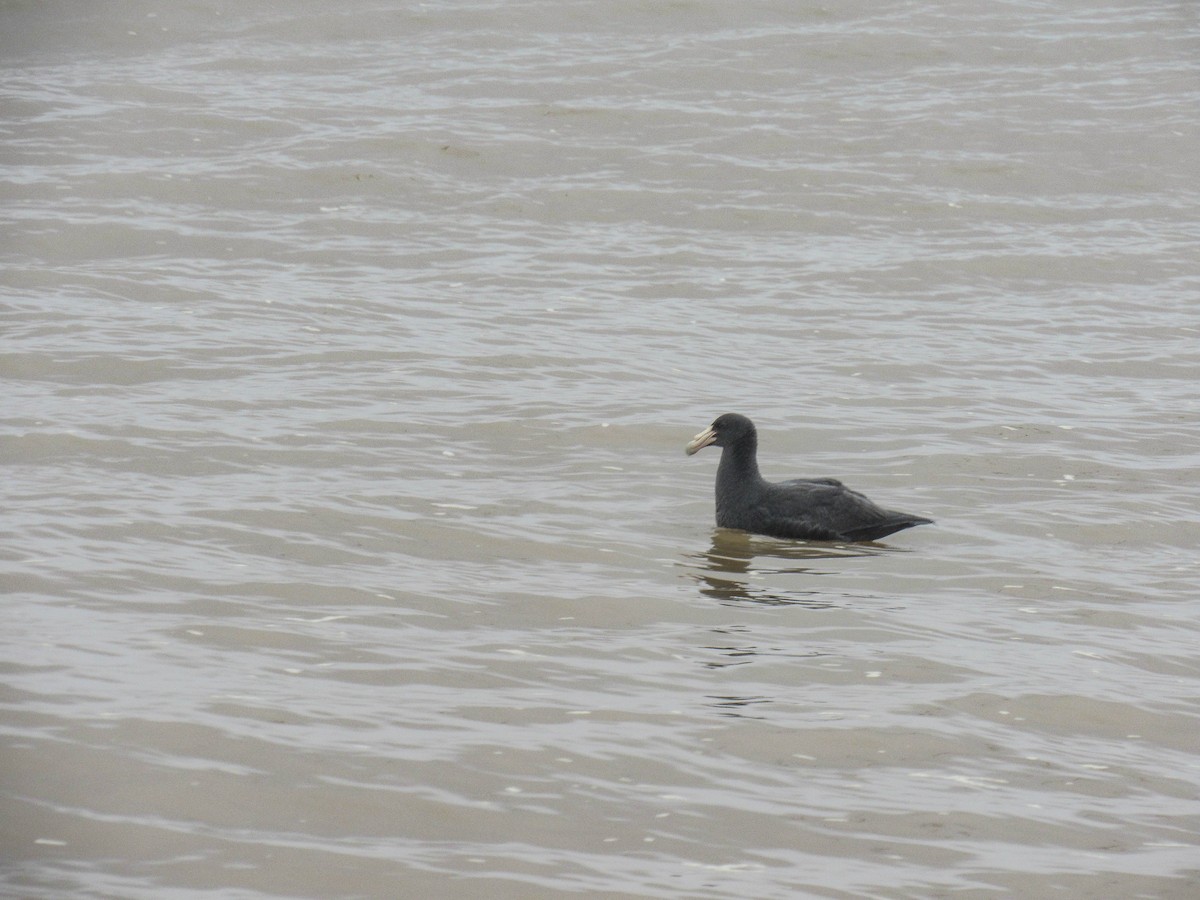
[3, 1, 1200, 897]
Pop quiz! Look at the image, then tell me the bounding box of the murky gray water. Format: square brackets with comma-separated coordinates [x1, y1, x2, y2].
[4, 1, 1200, 897]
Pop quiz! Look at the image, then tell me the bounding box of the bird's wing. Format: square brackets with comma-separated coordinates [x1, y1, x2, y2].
[782, 477, 845, 488]
[763, 479, 896, 540]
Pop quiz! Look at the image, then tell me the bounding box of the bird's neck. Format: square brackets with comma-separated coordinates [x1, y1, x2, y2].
[717, 438, 764, 495]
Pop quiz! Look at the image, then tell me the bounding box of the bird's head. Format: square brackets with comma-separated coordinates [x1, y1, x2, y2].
[685, 413, 756, 456]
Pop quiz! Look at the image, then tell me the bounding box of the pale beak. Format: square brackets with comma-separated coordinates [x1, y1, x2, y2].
[685, 425, 718, 456]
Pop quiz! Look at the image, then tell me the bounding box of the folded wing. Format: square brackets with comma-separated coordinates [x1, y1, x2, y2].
[760, 478, 931, 542]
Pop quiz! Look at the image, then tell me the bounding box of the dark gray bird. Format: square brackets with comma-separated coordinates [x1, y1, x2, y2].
[686, 413, 933, 542]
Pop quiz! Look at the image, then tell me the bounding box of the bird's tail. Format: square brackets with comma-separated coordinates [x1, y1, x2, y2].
[841, 515, 933, 543]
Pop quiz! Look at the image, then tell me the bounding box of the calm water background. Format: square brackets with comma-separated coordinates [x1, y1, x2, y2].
[3, 1, 1200, 897]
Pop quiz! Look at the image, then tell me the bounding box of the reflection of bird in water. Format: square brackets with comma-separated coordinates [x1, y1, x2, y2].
[686, 413, 933, 542]
[690, 530, 878, 607]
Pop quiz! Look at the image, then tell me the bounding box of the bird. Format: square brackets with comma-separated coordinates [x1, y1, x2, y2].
[685, 413, 933, 542]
